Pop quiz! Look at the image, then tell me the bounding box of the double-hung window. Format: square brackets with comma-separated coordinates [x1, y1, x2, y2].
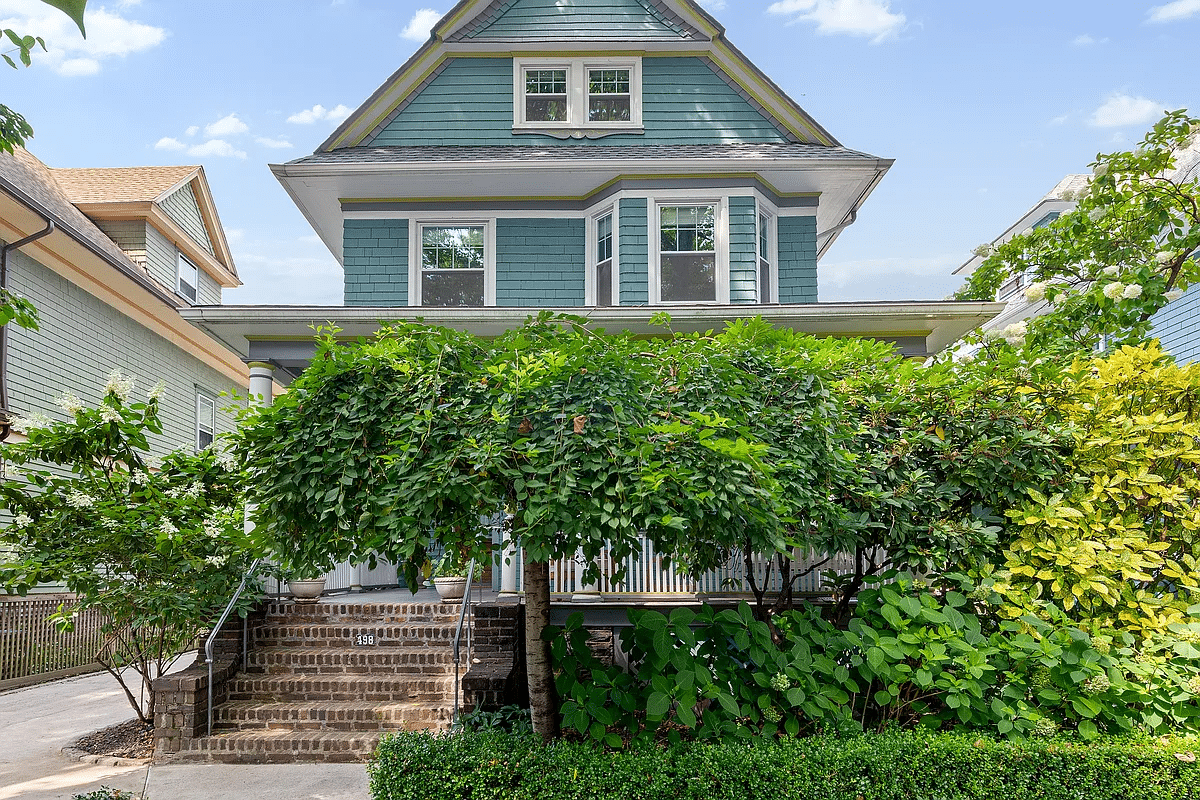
[595, 212, 615, 307]
[515, 58, 642, 133]
[195, 391, 215, 451]
[419, 225, 485, 307]
[659, 205, 717, 303]
[758, 212, 773, 304]
[177, 254, 199, 303]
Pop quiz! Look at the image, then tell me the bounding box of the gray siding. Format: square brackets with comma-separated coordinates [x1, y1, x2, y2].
[6, 249, 242, 461]
[197, 269, 222, 306]
[1151, 283, 1200, 364]
[368, 57, 789, 147]
[619, 198, 648, 305]
[466, 0, 690, 40]
[160, 183, 214, 256]
[728, 196, 757, 304]
[145, 225, 178, 295]
[496, 218, 585, 306]
[776, 216, 817, 303]
[344, 218, 409, 306]
[94, 220, 147, 267]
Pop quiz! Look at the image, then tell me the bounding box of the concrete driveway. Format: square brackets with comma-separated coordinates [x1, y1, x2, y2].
[0, 669, 370, 800]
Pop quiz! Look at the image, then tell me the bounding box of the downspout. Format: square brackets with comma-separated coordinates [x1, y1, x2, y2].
[0, 214, 55, 440]
[815, 206, 857, 241]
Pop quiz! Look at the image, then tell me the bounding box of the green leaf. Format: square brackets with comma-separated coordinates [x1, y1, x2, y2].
[39, 0, 87, 37]
[1078, 719, 1099, 740]
[646, 691, 671, 719]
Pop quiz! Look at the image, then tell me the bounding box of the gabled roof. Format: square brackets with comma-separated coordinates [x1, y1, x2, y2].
[321, 0, 839, 150]
[50, 164, 239, 287]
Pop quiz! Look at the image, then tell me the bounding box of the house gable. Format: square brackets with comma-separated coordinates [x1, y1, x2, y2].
[449, 0, 705, 42]
[160, 182, 216, 258]
[364, 56, 792, 146]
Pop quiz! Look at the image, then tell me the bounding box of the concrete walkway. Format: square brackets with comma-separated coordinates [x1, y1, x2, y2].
[0, 669, 370, 800]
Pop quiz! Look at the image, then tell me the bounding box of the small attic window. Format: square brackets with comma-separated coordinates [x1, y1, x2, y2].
[514, 57, 642, 135]
[177, 253, 199, 303]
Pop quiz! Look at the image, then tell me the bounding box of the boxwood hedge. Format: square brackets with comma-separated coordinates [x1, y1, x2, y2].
[369, 730, 1200, 800]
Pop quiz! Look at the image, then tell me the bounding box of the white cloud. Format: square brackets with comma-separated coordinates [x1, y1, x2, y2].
[766, 0, 905, 43]
[185, 125, 199, 137]
[1089, 93, 1166, 128]
[286, 103, 352, 125]
[185, 139, 247, 159]
[204, 113, 248, 138]
[154, 136, 186, 151]
[255, 136, 293, 149]
[0, 0, 165, 75]
[1071, 34, 1107, 46]
[401, 8, 442, 42]
[1148, 0, 1200, 22]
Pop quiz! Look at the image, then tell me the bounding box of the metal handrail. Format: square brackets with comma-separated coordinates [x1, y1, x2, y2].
[205, 557, 262, 737]
[451, 558, 477, 722]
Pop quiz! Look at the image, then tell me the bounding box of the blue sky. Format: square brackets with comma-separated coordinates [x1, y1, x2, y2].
[2, 0, 1198, 304]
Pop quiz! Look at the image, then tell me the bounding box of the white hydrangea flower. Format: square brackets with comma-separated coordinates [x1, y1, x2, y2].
[1166, 289, 1186, 302]
[1156, 250, 1178, 265]
[972, 243, 995, 258]
[159, 519, 178, 537]
[66, 490, 94, 509]
[1103, 282, 1126, 299]
[130, 470, 149, 486]
[12, 513, 32, 528]
[1122, 283, 1144, 300]
[1002, 321, 1028, 346]
[1087, 209, 1104, 222]
[99, 405, 121, 424]
[104, 369, 135, 403]
[185, 481, 204, 500]
[215, 447, 238, 472]
[101, 517, 122, 531]
[1058, 189, 1076, 201]
[1077, 185, 1090, 200]
[204, 554, 227, 567]
[1092, 163, 1109, 178]
[202, 518, 222, 539]
[1051, 290, 1071, 306]
[1102, 265, 1121, 276]
[146, 380, 166, 401]
[1024, 282, 1048, 303]
[53, 392, 85, 416]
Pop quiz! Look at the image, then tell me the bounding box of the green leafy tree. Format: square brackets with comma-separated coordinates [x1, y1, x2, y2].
[1, 0, 87, 154]
[0, 372, 257, 723]
[956, 110, 1200, 357]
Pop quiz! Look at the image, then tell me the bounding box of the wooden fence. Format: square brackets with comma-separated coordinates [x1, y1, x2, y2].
[0, 595, 106, 684]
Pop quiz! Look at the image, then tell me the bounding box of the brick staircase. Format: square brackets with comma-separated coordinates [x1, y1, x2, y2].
[173, 600, 466, 763]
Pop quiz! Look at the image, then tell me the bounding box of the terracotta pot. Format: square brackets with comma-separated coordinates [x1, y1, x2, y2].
[432, 576, 468, 602]
[287, 578, 327, 603]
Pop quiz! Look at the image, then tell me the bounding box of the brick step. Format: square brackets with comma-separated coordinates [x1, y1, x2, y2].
[228, 674, 456, 703]
[246, 647, 458, 675]
[264, 601, 462, 624]
[173, 729, 390, 764]
[214, 700, 451, 732]
[253, 623, 457, 648]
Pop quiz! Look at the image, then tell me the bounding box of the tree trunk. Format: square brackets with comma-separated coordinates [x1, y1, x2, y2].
[523, 554, 560, 741]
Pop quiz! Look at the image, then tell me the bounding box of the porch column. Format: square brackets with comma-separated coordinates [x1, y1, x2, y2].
[499, 527, 519, 597]
[571, 548, 602, 603]
[350, 562, 365, 593]
[248, 362, 275, 407]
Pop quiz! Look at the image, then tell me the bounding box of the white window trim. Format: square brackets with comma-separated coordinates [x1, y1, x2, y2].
[195, 390, 216, 452]
[648, 197, 729, 305]
[757, 209, 778, 304]
[513, 56, 643, 136]
[585, 206, 619, 306]
[408, 219, 497, 308]
[177, 252, 199, 304]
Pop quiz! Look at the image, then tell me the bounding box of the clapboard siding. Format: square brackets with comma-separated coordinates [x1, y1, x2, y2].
[618, 198, 649, 305]
[728, 196, 757, 304]
[776, 216, 817, 304]
[1150, 283, 1200, 364]
[344, 219, 409, 306]
[160, 183, 215, 256]
[368, 57, 789, 146]
[465, 0, 691, 40]
[496, 218, 586, 306]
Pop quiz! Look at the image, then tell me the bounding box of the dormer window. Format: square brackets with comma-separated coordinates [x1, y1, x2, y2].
[514, 57, 642, 136]
[177, 253, 199, 303]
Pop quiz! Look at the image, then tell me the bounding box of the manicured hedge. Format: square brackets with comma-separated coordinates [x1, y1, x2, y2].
[369, 730, 1200, 800]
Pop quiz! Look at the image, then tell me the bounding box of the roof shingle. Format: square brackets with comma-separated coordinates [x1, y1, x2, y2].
[51, 165, 199, 204]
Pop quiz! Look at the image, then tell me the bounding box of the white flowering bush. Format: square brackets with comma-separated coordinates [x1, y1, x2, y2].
[956, 110, 1200, 357]
[0, 373, 257, 724]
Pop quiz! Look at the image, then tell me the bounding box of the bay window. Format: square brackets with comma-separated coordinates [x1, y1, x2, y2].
[658, 205, 717, 303]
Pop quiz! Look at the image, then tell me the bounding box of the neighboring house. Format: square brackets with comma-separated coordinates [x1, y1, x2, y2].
[0, 147, 248, 465]
[955, 147, 1200, 362]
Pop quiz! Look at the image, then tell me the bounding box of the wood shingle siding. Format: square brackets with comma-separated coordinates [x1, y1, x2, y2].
[776, 216, 818, 304]
[1150, 283, 1200, 364]
[367, 57, 790, 147]
[496, 219, 586, 306]
[344, 219, 409, 306]
[619, 198, 648, 305]
[728, 196, 757, 304]
[459, 0, 696, 41]
[160, 183, 215, 257]
[94, 220, 147, 267]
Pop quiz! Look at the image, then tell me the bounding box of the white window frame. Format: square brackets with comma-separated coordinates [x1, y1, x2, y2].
[177, 253, 199, 304]
[648, 197, 728, 305]
[757, 209, 778, 304]
[513, 57, 643, 134]
[585, 206, 619, 306]
[195, 390, 216, 452]
[408, 219, 497, 308]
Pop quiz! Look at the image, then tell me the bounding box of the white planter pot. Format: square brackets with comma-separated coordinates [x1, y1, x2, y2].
[287, 578, 327, 603]
[432, 576, 468, 602]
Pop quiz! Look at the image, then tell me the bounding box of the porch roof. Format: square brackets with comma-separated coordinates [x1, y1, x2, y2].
[179, 301, 1003, 384]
